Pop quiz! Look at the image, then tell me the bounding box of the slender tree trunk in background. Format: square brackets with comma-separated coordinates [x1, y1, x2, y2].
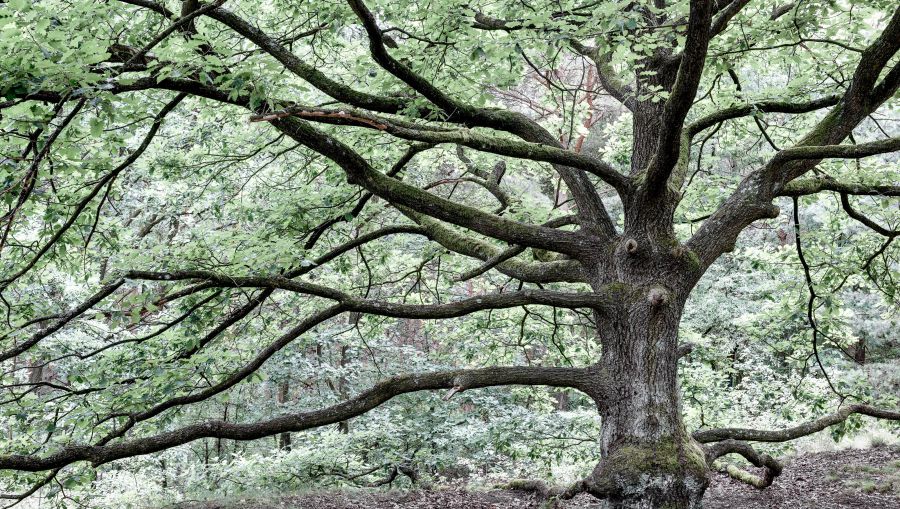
[276, 382, 292, 451]
[216, 404, 228, 458]
[853, 337, 866, 364]
[337, 345, 350, 434]
[729, 345, 742, 388]
[203, 439, 209, 482]
[555, 390, 570, 411]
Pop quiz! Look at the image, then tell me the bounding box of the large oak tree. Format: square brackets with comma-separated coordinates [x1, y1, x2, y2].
[1, 0, 899, 507]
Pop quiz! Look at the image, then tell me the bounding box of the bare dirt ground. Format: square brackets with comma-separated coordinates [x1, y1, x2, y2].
[176, 445, 900, 509]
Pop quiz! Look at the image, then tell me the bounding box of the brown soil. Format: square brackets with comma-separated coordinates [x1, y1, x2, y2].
[176, 445, 900, 509]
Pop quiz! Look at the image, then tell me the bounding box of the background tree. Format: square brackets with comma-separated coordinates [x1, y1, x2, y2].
[0, 1, 898, 508]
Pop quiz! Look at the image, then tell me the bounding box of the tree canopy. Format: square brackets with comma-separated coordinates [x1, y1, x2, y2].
[0, 0, 898, 507]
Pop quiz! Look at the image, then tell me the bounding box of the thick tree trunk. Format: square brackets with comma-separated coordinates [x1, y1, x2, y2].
[580, 231, 710, 507]
[584, 300, 707, 508]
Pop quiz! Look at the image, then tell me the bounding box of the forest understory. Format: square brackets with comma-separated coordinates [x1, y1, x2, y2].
[173, 445, 900, 509]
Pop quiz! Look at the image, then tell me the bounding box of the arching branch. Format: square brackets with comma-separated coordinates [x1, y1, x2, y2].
[704, 439, 783, 489]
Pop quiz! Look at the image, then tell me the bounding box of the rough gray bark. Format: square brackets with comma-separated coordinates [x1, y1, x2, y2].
[2, 2, 899, 508]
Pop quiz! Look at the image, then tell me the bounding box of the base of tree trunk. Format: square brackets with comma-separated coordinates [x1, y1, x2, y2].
[586, 438, 709, 509]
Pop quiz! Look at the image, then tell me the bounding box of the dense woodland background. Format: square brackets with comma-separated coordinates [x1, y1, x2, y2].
[0, 0, 898, 507]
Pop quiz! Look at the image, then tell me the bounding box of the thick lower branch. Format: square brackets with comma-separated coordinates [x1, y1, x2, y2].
[0, 365, 594, 472]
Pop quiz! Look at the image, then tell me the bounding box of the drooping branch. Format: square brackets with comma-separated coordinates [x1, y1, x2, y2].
[693, 403, 900, 443]
[0, 94, 186, 290]
[92, 305, 345, 445]
[0, 279, 124, 363]
[0, 97, 86, 254]
[0, 365, 597, 472]
[839, 193, 900, 238]
[792, 197, 845, 399]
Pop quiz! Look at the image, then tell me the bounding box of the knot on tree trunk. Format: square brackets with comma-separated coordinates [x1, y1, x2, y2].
[646, 287, 669, 307]
[624, 238, 640, 254]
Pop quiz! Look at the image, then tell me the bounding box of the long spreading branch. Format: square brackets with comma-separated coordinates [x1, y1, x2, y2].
[0, 365, 595, 472]
[772, 137, 900, 163]
[250, 105, 629, 190]
[120, 270, 622, 317]
[687, 95, 842, 138]
[270, 116, 594, 256]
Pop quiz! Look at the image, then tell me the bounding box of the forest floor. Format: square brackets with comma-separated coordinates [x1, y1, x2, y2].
[176, 445, 900, 509]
